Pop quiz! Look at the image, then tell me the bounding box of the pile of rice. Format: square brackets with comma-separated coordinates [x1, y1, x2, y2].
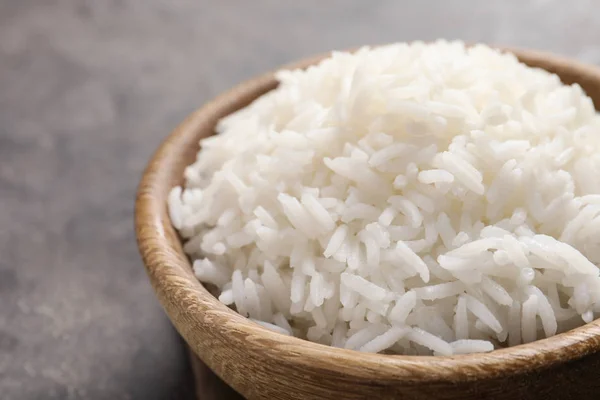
[168, 41, 600, 355]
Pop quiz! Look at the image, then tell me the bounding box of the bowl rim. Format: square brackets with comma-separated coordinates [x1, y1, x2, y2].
[135, 45, 600, 383]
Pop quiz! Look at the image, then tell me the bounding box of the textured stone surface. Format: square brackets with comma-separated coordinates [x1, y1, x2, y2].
[0, 1, 599, 399]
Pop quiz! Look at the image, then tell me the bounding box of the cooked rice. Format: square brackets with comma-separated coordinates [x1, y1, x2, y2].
[168, 40, 600, 355]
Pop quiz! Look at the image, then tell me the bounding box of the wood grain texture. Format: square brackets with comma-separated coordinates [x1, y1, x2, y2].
[135, 47, 600, 400]
[188, 347, 243, 400]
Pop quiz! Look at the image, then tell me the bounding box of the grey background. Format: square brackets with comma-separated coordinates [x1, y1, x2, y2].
[1, 0, 599, 399]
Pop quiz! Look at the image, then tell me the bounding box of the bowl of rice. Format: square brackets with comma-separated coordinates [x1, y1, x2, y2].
[136, 41, 600, 399]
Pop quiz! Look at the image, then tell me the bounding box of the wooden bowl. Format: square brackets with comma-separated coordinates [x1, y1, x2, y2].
[135, 47, 600, 400]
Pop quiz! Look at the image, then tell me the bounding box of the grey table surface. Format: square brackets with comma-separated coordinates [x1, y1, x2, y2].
[1, 1, 599, 399]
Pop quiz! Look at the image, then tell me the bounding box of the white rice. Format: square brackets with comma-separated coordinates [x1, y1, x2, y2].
[169, 40, 600, 355]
